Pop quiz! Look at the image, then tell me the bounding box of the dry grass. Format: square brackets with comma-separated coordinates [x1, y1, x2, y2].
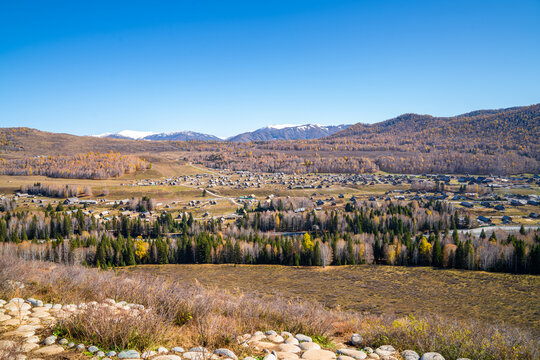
[121, 264, 540, 332]
[0, 256, 538, 359]
[56, 304, 171, 351]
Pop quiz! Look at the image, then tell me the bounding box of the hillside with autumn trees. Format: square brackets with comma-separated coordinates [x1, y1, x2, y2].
[0, 103, 538, 176]
[0, 152, 150, 179]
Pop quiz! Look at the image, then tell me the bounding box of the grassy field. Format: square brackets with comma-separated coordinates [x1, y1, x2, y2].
[122, 264, 540, 333]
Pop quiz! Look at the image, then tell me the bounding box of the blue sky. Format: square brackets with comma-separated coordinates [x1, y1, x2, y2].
[1, 0, 539, 138]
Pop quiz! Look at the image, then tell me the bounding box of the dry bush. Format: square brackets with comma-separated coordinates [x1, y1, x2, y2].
[361, 315, 539, 360]
[56, 304, 170, 351]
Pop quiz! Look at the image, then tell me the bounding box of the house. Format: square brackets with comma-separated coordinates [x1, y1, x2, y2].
[460, 201, 473, 208]
[494, 204, 505, 211]
[64, 197, 79, 205]
[502, 215, 512, 224]
[477, 216, 491, 224]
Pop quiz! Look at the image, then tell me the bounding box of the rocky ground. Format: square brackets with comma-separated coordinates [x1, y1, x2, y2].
[0, 297, 469, 360]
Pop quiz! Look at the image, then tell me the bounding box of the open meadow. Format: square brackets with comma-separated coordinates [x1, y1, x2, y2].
[122, 264, 540, 333]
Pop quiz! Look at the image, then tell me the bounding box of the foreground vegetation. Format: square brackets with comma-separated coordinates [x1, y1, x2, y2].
[0, 255, 538, 359]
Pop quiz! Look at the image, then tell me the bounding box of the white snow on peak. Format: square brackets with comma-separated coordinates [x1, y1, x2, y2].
[265, 124, 326, 130]
[116, 130, 156, 139]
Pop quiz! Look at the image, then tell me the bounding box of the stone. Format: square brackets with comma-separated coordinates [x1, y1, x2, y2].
[281, 331, 293, 338]
[277, 344, 302, 353]
[0, 340, 15, 350]
[276, 352, 300, 360]
[67, 342, 75, 348]
[190, 347, 209, 352]
[153, 356, 182, 360]
[367, 354, 379, 360]
[33, 345, 65, 356]
[295, 334, 312, 343]
[20, 342, 39, 352]
[43, 335, 56, 345]
[263, 354, 277, 360]
[401, 350, 420, 360]
[106, 351, 118, 357]
[158, 347, 169, 353]
[171, 347, 185, 353]
[299, 342, 321, 351]
[456, 359, 472, 360]
[374, 346, 395, 357]
[214, 348, 238, 360]
[337, 349, 367, 359]
[97, 351, 105, 357]
[285, 337, 299, 345]
[266, 330, 278, 336]
[183, 351, 217, 360]
[26, 336, 40, 344]
[88, 345, 99, 353]
[243, 357, 257, 360]
[362, 348, 373, 355]
[76, 344, 85, 351]
[118, 349, 141, 359]
[420, 353, 445, 360]
[338, 356, 356, 360]
[350, 334, 362, 346]
[58, 338, 68, 345]
[142, 350, 157, 358]
[268, 334, 285, 343]
[301, 350, 337, 360]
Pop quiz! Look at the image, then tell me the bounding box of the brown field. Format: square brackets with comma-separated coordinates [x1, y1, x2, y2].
[122, 264, 540, 333]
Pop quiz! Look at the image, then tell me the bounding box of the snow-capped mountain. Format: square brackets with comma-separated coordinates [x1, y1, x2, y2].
[94, 130, 156, 140]
[227, 124, 351, 142]
[144, 131, 221, 141]
[94, 130, 221, 141]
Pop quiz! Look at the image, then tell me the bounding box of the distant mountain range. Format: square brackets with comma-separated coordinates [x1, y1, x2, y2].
[94, 124, 351, 142]
[227, 124, 350, 142]
[94, 130, 222, 141]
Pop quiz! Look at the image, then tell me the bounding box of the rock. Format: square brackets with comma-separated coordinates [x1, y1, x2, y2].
[299, 342, 321, 351]
[295, 334, 312, 343]
[106, 351, 118, 357]
[21, 342, 39, 352]
[456, 359, 472, 360]
[183, 351, 217, 360]
[350, 334, 362, 346]
[142, 350, 157, 358]
[276, 352, 300, 360]
[67, 342, 75, 348]
[243, 357, 257, 360]
[302, 350, 337, 360]
[266, 330, 278, 336]
[420, 353, 445, 360]
[281, 331, 293, 338]
[268, 334, 285, 343]
[338, 356, 356, 360]
[362, 348, 373, 355]
[337, 349, 367, 359]
[158, 347, 169, 353]
[254, 331, 264, 336]
[97, 351, 105, 357]
[190, 347, 209, 352]
[263, 354, 277, 360]
[153, 356, 182, 360]
[277, 344, 302, 353]
[285, 337, 299, 345]
[367, 355, 379, 360]
[26, 336, 40, 344]
[0, 340, 15, 350]
[214, 348, 238, 360]
[401, 350, 420, 360]
[171, 347, 185, 353]
[118, 350, 141, 359]
[43, 335, 56, 345]
[58, 338, 68, 345]
[88, 346, 99, 353]
[33, 345, 65, 356]
[374, 346, 395, 357]
[76, 344, 85, 351]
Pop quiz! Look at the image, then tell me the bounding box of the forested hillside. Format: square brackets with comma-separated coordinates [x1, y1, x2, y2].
[1, 104, 538, 175]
